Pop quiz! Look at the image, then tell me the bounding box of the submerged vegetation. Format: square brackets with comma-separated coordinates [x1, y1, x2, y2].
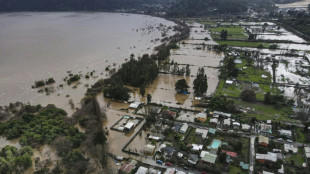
[0, 145, 33, 173]
[0, 105, 84, 148]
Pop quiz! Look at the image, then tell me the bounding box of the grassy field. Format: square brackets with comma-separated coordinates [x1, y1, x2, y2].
[216, 40, 271, 48]
[233, 99, 296, 123]
[199, 21, 218, 25]
[206, 26, 248, 40]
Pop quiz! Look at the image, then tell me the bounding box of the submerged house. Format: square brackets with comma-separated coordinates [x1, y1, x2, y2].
[124, 122, 135, 132]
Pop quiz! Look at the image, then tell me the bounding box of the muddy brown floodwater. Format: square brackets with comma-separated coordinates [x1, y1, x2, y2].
[94, 21, 224, 169]
[0, 12, 177, 115]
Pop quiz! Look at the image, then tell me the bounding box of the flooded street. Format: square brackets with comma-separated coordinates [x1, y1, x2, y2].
[276, 0, 310, 9]
[0, 12, 176, 113]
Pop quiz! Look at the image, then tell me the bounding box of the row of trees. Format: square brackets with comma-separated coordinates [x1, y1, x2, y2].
[174, 67, 208, 96]
[104, 54, 158, 101]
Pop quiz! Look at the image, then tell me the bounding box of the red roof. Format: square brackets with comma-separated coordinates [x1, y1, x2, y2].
[162, 110, 177, 118]
[222, 150, 237, 158]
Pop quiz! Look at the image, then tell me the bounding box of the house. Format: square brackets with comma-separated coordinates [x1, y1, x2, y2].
[172, 123, 182, 132]
[260, 123, 272, 134]
[233, 122, 240, 129]
[226, 80, 234, 85]
[180, 123, 189, 134]
[222, 150, 237, 158]
[213, 111, 231, 118]
[242, 124, 251, 131]
[191, 144, 203, 151]
[154, 120, 163, 128]
[279, 129, 292, 138]
[267, 120, 272, 124]
[164, 146, 175, 158]
[129, 102, 141, 109]
[162, 110, 177, 119]
[157, 144, 166, 153]
[119, 160, 137, 174]
[124, 122, 135, 131]
[202, 152, 217, 164]
[150, 107, 161, 116]
[223, 119, 231, 127]
[258, 135, 269, 146]
[148, 168, 161, 174]
[135, 166, 148, 174]
[284, 144, 298, 153]
[256, 152, 277, 163]
[305, 146, 310, 158]
[195, 128, 208, 139]
[164, 168, 176, 174]
[196, 113, 207, 122]
[144, 144, 156, 155]
[188, 154, 199, 165]
[210, 118, 218, 125]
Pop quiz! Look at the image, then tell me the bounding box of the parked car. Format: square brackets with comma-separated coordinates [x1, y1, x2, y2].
[278, 138, 283, 141]
[287, 139, 293, 143]
[156, 160, 163, 164]
[165, 162, 173, 166]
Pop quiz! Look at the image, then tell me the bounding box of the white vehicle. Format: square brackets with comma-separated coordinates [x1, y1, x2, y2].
[278, 138, 283, 141]
[286, 139, 293, 143]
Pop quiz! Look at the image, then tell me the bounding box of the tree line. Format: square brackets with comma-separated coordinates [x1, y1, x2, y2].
[167, 0, 249, 17]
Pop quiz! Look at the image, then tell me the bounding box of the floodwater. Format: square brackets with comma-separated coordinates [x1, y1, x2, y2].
[0, 136, 21, 149]
[276, 0, 310, 9]
[0, 12, 176, 113]
[124, 22, 223, 110]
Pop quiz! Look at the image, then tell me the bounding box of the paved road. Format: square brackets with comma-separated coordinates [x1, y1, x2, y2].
[249, 135, 256, 174]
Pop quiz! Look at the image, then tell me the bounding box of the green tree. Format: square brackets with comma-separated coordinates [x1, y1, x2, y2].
[264, 91, 273, 104]
[220, 29, 228, 40]
[226, 57, 238, 77]
[147, 94, 152, 103]
[193, 67, 208, 96]
[104, 84, 130, 101]
[185, 65, 191, 76]
[140, 85, 146, 96]
[240, 89, 256, 102]
[175, 79, 189, 93]
[209, 95, 235, 112]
